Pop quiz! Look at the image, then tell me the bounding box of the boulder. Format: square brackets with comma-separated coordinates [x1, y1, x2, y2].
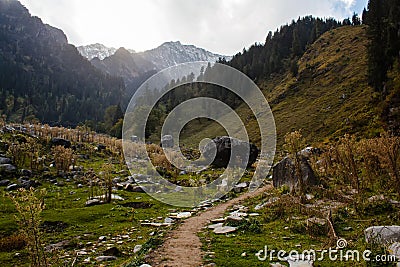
[160, 135, 174, 148]
[50, 138, 71, 148]
[19, 169, 32, 177]
[0, 157, 11, 164]
[0, 164, 17, 173]
[5, 183, 20, 191]
[125, 184, 145, 193]
[21, 180, 39, 189]
[0, 179, 10, 186]
[365, 226, 400, 244]
[272, 156, 317, 192]
[201, 136, 259, 168]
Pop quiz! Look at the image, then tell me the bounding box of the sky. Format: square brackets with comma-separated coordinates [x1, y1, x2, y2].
[19, 0, 368, 56]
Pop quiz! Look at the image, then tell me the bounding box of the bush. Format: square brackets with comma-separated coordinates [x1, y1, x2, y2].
[0, 234, 26, 252]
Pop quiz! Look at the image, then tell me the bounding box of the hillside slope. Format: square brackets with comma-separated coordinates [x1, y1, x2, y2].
[181, 26, 380, 149]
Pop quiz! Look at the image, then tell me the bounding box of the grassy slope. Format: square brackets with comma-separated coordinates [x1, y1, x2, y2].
[181, 25, 381, 150]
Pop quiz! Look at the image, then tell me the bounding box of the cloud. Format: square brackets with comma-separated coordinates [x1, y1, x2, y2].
[18, 0, 367, 55]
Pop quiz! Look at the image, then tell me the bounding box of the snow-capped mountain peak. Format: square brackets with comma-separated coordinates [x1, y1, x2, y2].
[77, 43, 136, 60]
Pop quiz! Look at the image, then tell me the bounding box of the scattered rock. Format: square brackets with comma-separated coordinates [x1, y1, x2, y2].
[255, 197, 280, 210]
[234, 182, 248, 193]
[45, 240, 71, 252]
[21, 180, 39, 189]
[19, 169, 32, 177]
[272, 156, 317, 192]
[368, 195, 385, 202]
[306, 217, 326, 227]
[131, 135, 139, 142]
[50, 138, 71, 148]
[0, 179, 10, 186]
[125, 184, 145, 193]
[201, 136, 259, 168]
[103, 247, 121, 257]
[160, 135, 174, 148]
[211, 218, 226, 223]
[213, 226, 237, 234]
[365, 226, 400, 244]
[0, 164, 17, 173]
[85, 199, 102, 207]
[164, 217, 174, 224]
[208, 223, 224, 229]
[98, 236, 107, 242]
[305, 194, 315, 200]
[175, 212, 192, 219]
[0, 157, 11, 164]
[95, 256, 117, 262]
[5, 183, 20, 191]
[134, 244, 142, 253]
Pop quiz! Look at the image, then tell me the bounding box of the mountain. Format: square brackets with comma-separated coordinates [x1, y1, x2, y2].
[0, 0, 124, 126]
[137, 41, 232, 70]
[79, 41, 231, 102]
[77, 43, 136, 60]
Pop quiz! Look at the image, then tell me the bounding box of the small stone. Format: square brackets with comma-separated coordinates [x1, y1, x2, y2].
[208, 223, 223, 229]
[164, 217, 174, 224]
[98, 236, 107, 242]
[134, 245, 142, 253]
[213, 226, 237, 234]
[176, 212, 192, 219]
[95, 256, 117, 262]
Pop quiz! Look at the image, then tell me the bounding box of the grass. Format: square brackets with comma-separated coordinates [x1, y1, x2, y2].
[200, 189, 400, 267]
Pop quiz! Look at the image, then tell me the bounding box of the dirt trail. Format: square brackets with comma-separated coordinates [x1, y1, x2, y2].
[148, 185, 271, 267]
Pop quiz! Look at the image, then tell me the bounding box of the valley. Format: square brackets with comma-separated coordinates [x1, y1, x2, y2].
[0, 0, 399, 266]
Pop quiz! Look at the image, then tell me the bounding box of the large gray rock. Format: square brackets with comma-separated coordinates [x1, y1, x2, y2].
[365, 226, 400, 244]
[272, 156, 317, 192]
[0, 164, 17, 173]
[160, 135, 174, 148]
[0, 179, 10, 186]
[0, 157, 11, 164]
[201, 136, 259, 168]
